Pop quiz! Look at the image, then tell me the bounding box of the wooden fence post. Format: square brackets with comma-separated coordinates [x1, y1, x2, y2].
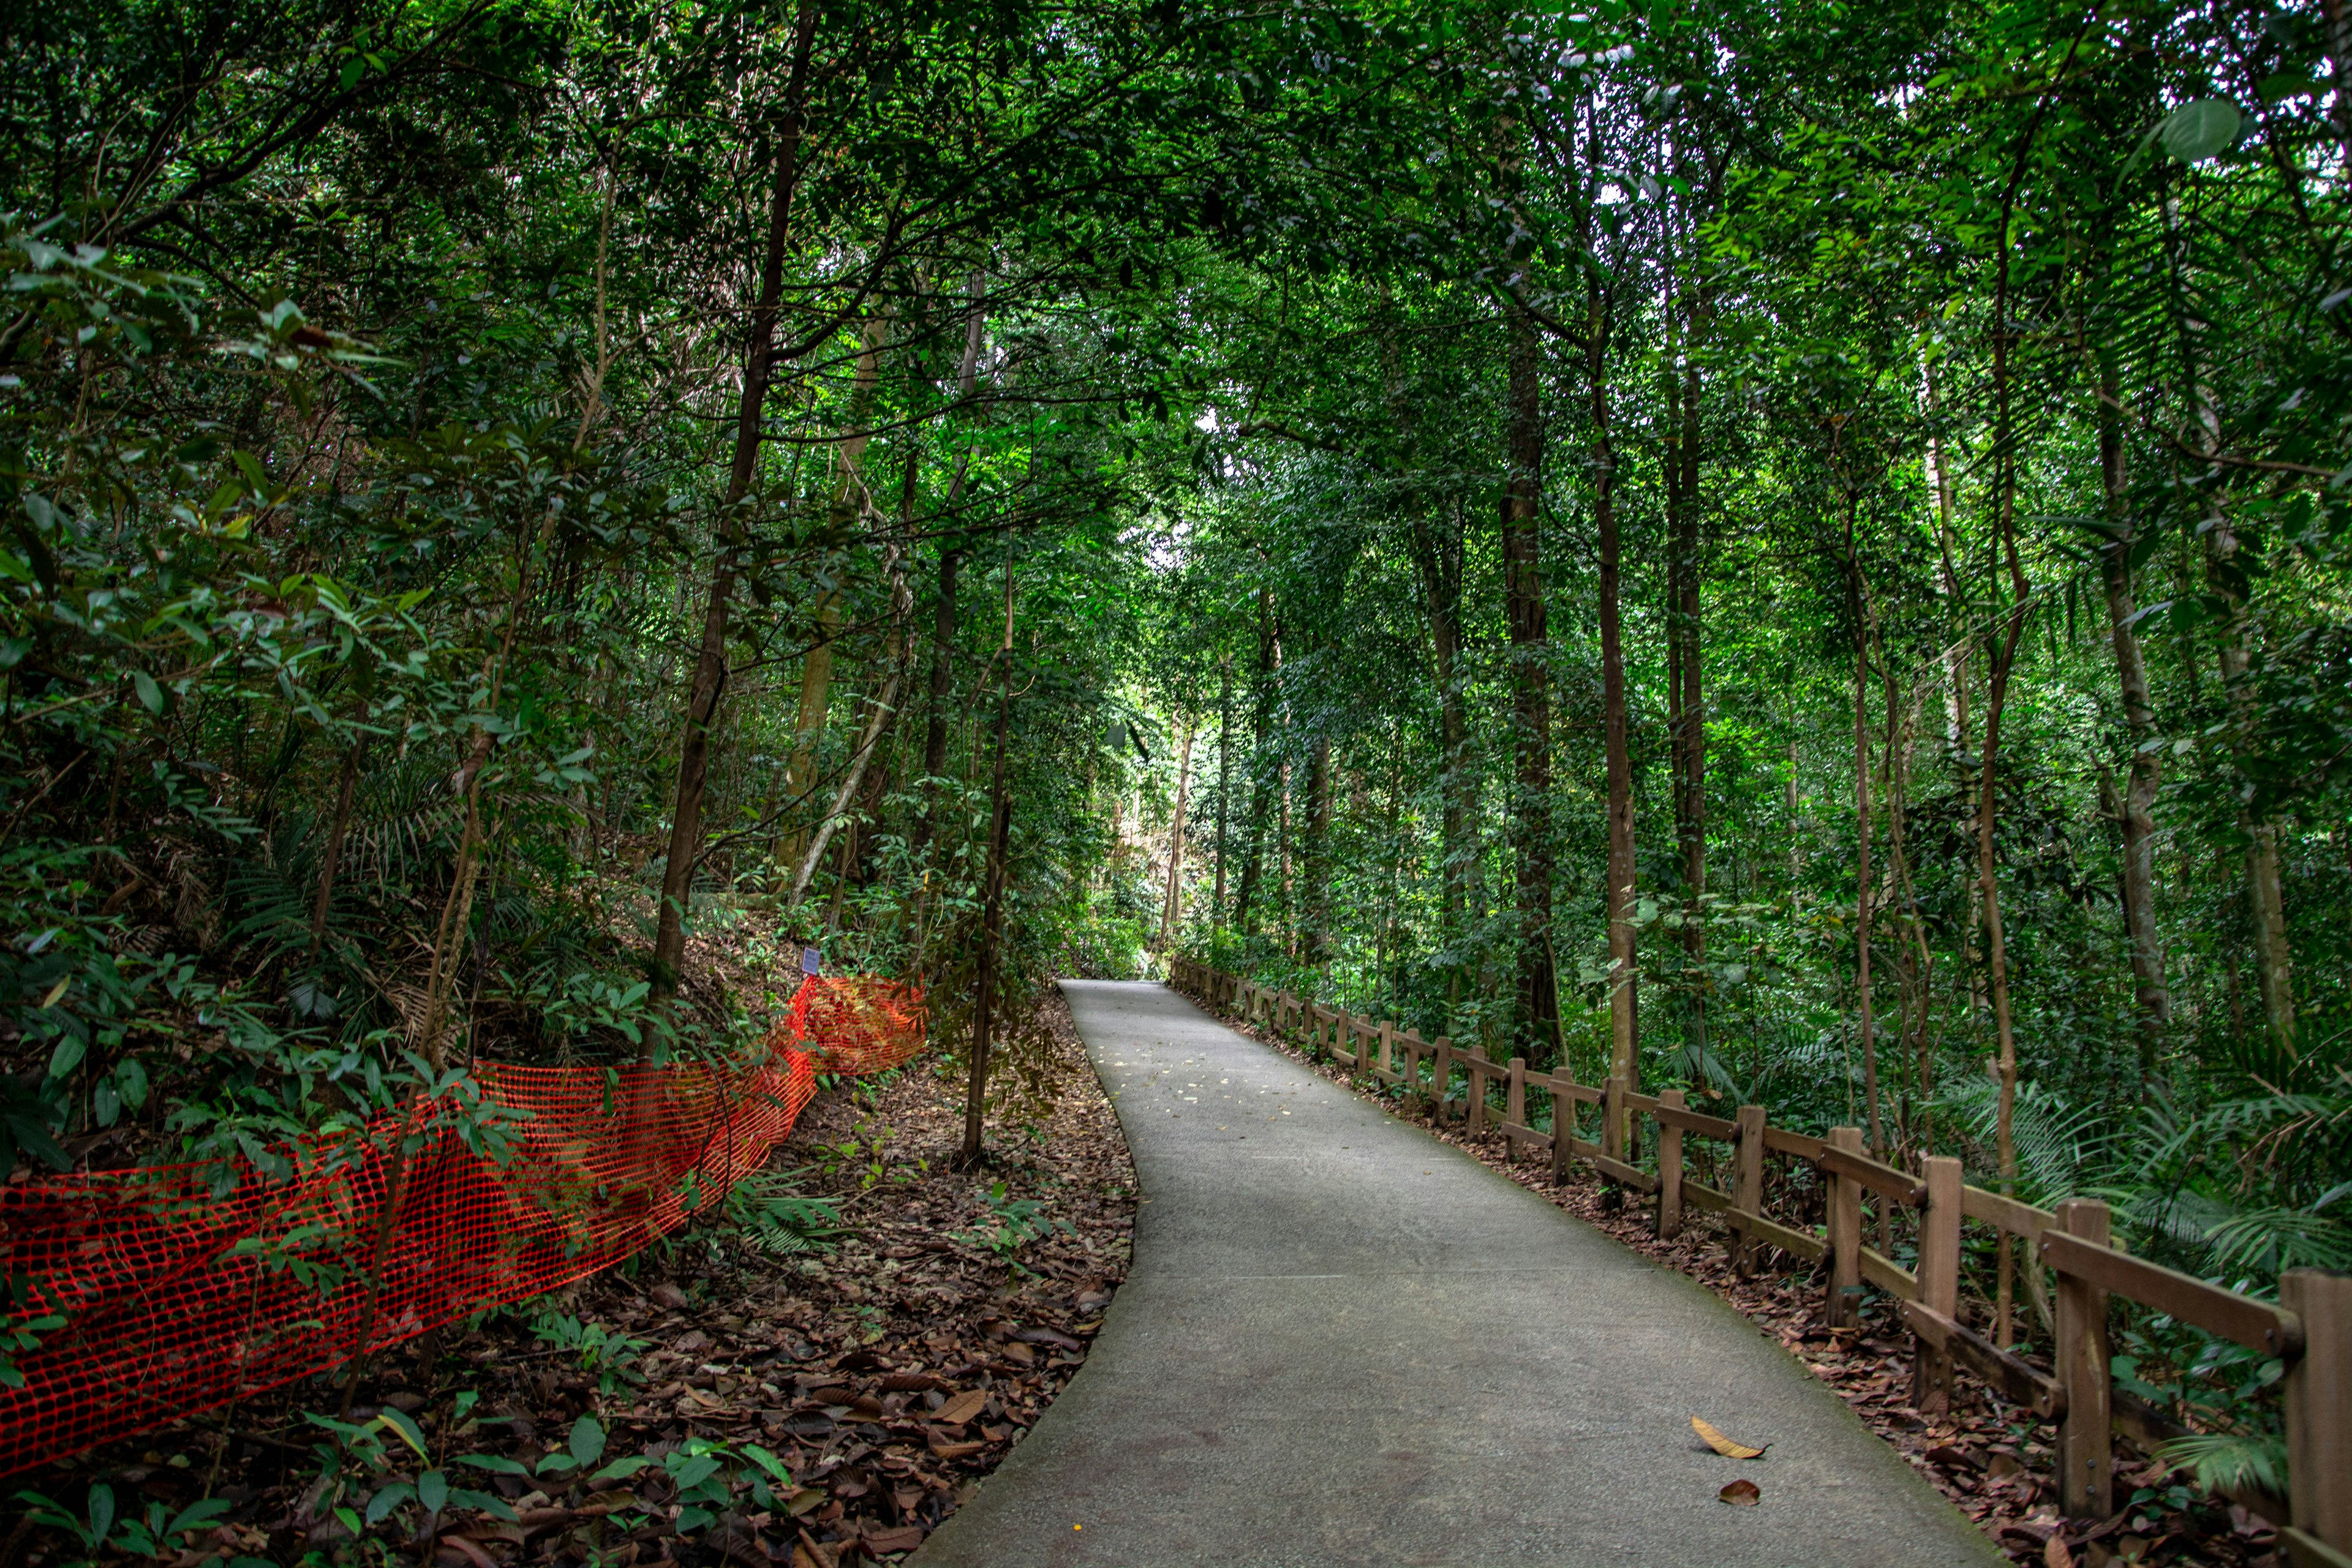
[2053, 1197, 2113, 1520]
[1913, 1155, 1963, 1414]
[2283, 1269, 2351, 1562]
[1826, 1126, 1864, 1328]
[1550, 1076, 1573, 1182]
[1505, 1058, 1526, 1161]
[1656, 1088, 1686, 1239]
[1602, 1074, 1626, 1162]
[1432, 1036, 1453, 1124]
[1468, 1053, 1489, 1134]
[1734, 1105, 1766, 1276]
[1379, 1020, 1395, 1078]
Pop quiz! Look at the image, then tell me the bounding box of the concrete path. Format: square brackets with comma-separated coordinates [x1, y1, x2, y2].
[913, 981, 2003, 1568]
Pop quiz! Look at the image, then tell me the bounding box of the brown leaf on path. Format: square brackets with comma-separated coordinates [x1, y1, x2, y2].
[1718, 1478, 1762, 1506]
[935, 1389, 988, 1425]
[1692, 1415, 1769, 1459]
[2043, 1536, 2075, 1568]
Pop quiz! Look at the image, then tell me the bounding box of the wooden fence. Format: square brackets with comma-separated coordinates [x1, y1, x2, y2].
[1167, 957, 2352, 1567]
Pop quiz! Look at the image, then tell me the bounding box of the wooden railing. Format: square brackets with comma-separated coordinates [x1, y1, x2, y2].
[1167, 957, 2352, 1567]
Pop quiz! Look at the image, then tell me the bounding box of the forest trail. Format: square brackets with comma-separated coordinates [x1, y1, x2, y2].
[913, 981, 2003, 1568]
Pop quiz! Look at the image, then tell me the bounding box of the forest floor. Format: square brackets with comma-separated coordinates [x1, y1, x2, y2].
[1213, 1005, 2283, 1568]
[7, 988, 1138, 1568]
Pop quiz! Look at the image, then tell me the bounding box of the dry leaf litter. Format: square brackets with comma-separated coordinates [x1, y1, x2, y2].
[7, 987, 1136, 1568]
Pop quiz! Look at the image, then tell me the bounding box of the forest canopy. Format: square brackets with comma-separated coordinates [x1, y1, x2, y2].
[4, 0, 2349, 1461]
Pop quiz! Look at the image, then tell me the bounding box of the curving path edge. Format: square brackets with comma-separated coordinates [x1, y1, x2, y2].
[911, 980, 2004, 1568]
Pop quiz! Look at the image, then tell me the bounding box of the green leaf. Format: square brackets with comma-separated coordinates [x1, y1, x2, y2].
[456, 1452, 532, 1477]
[669, 1453, 721, 1490]
[375, 1406, 428, 1458]
[417, 1469, 448, 1515]
[115, 1057, 149, 1111]
[364, 1482, 413, 1526]
[568, 1412, 606, 1469]
[2160, 99, 2241, 163]
[47, 1036, 86, 1080]
[132, 669, 164, 713]
[88, 1482, 115, 1547]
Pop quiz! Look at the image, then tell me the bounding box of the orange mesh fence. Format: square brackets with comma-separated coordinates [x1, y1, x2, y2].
[777, 974, 927, 1077]
[0, 976, 925, 1476]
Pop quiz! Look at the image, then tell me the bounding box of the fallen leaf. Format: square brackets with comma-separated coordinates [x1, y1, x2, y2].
[866, 1525, 925, 1554]
[2043, 1536, 2074, 1568]
[1718, 1478, 1761, 1506]
[935, 1389, 987, 1426]
[1692, 1416, 1769, 1460]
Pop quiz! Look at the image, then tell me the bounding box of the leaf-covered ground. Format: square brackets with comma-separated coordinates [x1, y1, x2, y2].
[8, 989, 1137, 1568]
[1217, 1011, 2282, 1568]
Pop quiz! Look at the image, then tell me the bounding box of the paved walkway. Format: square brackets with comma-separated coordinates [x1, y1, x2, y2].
[913, 981, 2003, 1568]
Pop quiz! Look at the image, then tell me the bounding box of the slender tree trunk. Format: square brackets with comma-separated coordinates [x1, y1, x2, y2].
[962, 562, 1017, 1166]
[1502, 300, 1558, 1056]
[1234, 587, 1278, 937]
[652, 0, 818, 997]
[911, 275, 984, 861]
[308, 734, 364, 954]
[1411, 502, 1469, 1006]
[2095, 347, 2170, 1084]
[1665, 339, 1706, 1059]
[1591, 279, 1636, 1099]
[778, 315, 890, 873]
[1161, 722, 1194, 946]
[1214, 658, 1232, 940]
[787, 664, 905, 911]
[1980, 604, 2027, 1344]
[1303, 722, 1332, 968]
[2206, 507, 2297, 1054]
[912, 547, 959, 856]
[1844, 516, 1883, 1157]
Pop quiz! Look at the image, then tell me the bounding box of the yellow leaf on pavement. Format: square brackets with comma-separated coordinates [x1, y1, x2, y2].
[1693, 1415, 1768, 1460]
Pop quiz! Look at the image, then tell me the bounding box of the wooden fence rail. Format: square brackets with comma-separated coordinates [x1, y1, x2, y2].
[1168, 958, 2352, 1567]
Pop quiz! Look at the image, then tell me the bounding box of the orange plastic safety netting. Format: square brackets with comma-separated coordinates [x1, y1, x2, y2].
[777, 975, 928, 1077]
[0, 974, 925, 1476]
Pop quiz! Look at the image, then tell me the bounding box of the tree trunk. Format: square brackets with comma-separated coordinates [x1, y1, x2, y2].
[1980, 603, 2027, 1344]
[778, 313, 891, 873]
[1590, 277, 1635, 1098]
[1665, 333, 1706, 1060]
[308, 734, 364, 955]
[1303, 722, 1332, 968]
[961, 563, 1017, 1166]
[911, 275, 985, 861]
[1233, 588, 1278, 938]
[1411, 500, 1469, 1006]
[652, 0, 819, 998]
[2094, 346, 2169, 1084]
[912, 546, 959, 856]
[787, 663, 905, 911]
[1503, 298, 1557, 1057]
[1844, 516, 1883, 1157]
[1214, 658, 1232, 940]
[2206, 507, 2297, 1054]
[1161, 722, 1194, 946]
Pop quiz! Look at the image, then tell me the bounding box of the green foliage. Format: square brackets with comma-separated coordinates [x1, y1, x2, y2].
[723, 1170, 848, 1257]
